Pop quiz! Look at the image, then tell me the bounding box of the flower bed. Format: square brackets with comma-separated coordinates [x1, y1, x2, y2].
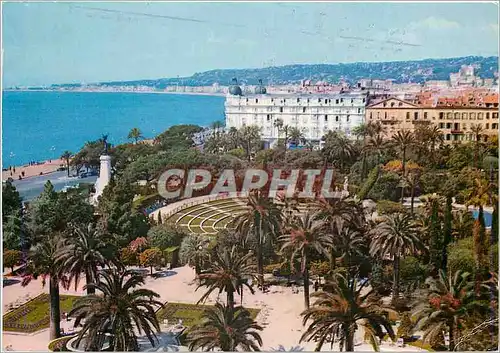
[3, 294, 79, 333]
[48, 335, 76, 352]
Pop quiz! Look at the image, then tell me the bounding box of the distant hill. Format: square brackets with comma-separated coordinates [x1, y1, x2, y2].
[52, 56, 498, 88]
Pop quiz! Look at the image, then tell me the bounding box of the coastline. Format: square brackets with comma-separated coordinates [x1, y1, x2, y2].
[3, 89, 226, 97]
[2, 159, 65, 182]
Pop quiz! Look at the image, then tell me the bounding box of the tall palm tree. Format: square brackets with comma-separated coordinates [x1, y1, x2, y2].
[300, 274, 395, 352]
[235, 191, 282, 288]
[187, 302, 263, 351]
[56, 223, 115, 295]
[179, 234, 211, 277]
[413, 270, 487, 351]
[288, 127, 306, 147]
[470, 124, 484, 168]
[128, 127, 143, 144]
[69, 269, 162, 351]
[279, 211, 333, 309]
[197, 245, 256, 309]
[21, 235, 67, 340]
[391, 130, 415, 203]
[370, 213, 425, 303]
[60, 151, 72, 177]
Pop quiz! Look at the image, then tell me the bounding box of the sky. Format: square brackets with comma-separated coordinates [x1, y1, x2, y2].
[2, 1, 499, 87]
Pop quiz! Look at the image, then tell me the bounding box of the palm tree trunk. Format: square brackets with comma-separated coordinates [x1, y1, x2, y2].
[345, 325, 355, 352]
[303, 264, 310, 309]
[49, 276, 61, 340]
[66, 159, 70, 177]
[448, 319, 455, 351]
[400, 148, 406, 204]
[257, 247, 264, 289]
[85, 271, 95, 295]
[392, 254, 400, 303]
[227, 290, 235, 309]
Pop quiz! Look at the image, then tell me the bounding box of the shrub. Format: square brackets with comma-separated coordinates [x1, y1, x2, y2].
[447, 237, 475, 275]
[310, 261, 331, 278]
[368, 171, 400, 201]
[119, 247, 138, 266]
[376, 200, 406, 215]
[400, 256, 427, 281]
[3, 249, 22, 273]
[139, 247, 163, 275]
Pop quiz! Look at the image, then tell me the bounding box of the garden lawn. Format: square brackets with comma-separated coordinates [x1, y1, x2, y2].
[3, 294, 79, 333]
[156, 302, 260, 328]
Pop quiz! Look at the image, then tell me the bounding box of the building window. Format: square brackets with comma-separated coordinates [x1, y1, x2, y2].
[335, 99, 339, 104]
[297, 98, 300, 103]
[347, 115, 350, 122]
[246, 98, 249, 103]
[414, 112, 418, 120]
[267, 114, 271, 121]
[446, 134, 451, 141]
[301, 107, 305, 113]
[362, 98, 366, 103]
[470, 113, 476, 120]
[493, 123, 498, 129]
[462, 113, 467, 120]
[424, 112, 428, 119]
[324, 115, 328, 122]
[318, 98, 322, 103]
[383, 102, 387, 107]
[391, 102, 395, 107]
[486, 123, 490, 129]
[454, 112, 459, 120]
[399, 102, 403, 107]
[447, 112, 452, 119]
[493, 113, 498, 119]
[358, 108, 361, 113]
[370, 112, 373, 119]
[280, 107, 283, 113]
[377, 112, 380, 119]
[385, 112, 388, 119]
[351, 99, 354, 103]
[406, 112, 410, 119]
[486, 112, 490, 119]
[439, 112, 444, 119]
[341, 98, 344, 103]
[446, 123, 451, 129]
[335, 116, 339, 122]
[478, 113, 483, 120]
[271, 98, 274, 102]
[439, 123, 445, 128]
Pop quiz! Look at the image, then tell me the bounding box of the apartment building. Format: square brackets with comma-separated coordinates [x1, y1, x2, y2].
[365, 94, 499, 143]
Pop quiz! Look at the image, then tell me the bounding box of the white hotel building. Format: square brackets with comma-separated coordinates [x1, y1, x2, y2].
[224, 81, 367, 147]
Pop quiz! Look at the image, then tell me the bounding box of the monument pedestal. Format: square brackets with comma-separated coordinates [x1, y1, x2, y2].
[93, 155, 112, 203]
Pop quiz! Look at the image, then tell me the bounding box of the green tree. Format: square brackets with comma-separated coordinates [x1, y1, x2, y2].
[22, 235, 66, 340]
[187, 303, 263, 352]
[364, 134, 388, 166]
[370, 213, 424, 303]
[147, 224, 186, 267]
[56, 223, 115, 295]
[60, 150, 72, 177]
[322, 130, 356, 171]
[127, 127, 143, 144]
[179, 234, 211, 276]
[139, 247, 163, 275]
[3, 249, 21, 273]
[235, 191, 282, 288]
[197, 245, 256, 309]
[239, 125, 263, 161]
[155, 124, 203, 151]
[279, 211, 333, 309]
[69, 269, 162, 351]
[428, 196, 444, 275]
[2, 179, 22, 220]
[300, 274, 395, 352]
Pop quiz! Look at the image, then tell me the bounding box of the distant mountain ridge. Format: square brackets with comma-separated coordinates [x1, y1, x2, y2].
[51, 56, 498, 88]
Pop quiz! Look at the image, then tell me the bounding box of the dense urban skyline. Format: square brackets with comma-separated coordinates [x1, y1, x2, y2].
[2, 2, 499, 86]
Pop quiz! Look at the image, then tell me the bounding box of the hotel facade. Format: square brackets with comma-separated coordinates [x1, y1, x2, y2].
[224, 82, 367, 147]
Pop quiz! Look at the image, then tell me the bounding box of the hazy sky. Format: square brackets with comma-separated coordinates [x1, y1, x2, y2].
[2, 1, 499, 86]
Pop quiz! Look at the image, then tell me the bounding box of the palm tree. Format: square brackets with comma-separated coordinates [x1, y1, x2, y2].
[404, 170, 421, 215]
[179, 234, 211, 277]
[370, 213, 425, 303]
[128, 127, 143, 144]
[322, 131, 356, 171]
[21, 235, 67, 340]
[196, 245, 256, 309]
[364, 134, 387, 166]
[235, 191, 282, 288]
[470, 124, 484, 167]
[413, 270, 487, 351]
[60, 151, 72, 177]
[288, 127, 306, 147]
[69, 269, 162, 351]
[391, 130, 415, 203]
[187, 302, 263, 351]
[300, 274, 395, 352]
[279, 211, 333, 309]
[56, 223, 115, 295]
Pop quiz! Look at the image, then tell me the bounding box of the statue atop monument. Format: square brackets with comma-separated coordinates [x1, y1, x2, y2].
[102, 134, 109, 155]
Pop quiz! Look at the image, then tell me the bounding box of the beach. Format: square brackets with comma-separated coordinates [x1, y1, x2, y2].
[2, 159, 65, 181]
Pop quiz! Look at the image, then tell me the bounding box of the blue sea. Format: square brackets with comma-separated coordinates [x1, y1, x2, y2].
[2, 91, 225, 166]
